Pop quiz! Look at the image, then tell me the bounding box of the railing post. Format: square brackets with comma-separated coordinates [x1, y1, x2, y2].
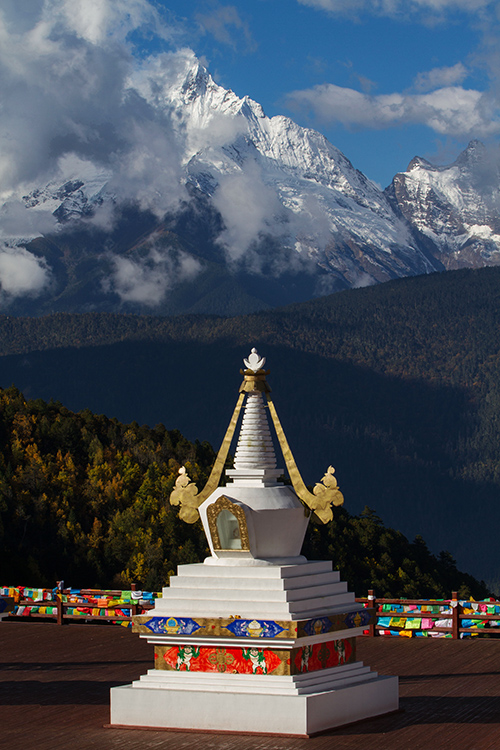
[451, 591, 459, 639]
[56, 595, 63, 626]
[368, 589, 377, 637]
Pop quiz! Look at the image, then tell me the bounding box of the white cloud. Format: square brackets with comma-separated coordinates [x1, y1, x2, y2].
[195, 5, 256, 52]
[0, 244, 52, 299]
[0, 0, 186, 218]
[45, 0, 162, 45]
[212, 160, 288, 269]
[297, 0, 493, 17]
[413, 63, 468, 92]
[286, 83, 500, 137]
[352, 271, 376, 288]
[105, 243, 202, 306]
[106, 117, 185, 218]
[186, 113, 248, 159]
[290, 194, 338, 251]
[211, 159, 321, 277]
[0, 200, 58, 240]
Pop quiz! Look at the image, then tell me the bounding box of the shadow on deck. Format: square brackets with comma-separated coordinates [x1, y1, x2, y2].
[3, 622, 500, 749]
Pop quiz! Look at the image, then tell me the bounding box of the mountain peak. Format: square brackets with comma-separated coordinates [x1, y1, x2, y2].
[406, 156, 435, 172]
[465, 139, 485, 153]
[178, 57, 213, 101]
[454, 139, 486, 169]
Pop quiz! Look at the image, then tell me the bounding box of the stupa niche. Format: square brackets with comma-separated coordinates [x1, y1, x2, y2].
[110, 349, 398, 736]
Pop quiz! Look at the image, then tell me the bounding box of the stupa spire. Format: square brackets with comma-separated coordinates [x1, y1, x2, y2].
[170, 347, 344, 524]
[233, 392, 277, 470]
[227, 347, 282, 487]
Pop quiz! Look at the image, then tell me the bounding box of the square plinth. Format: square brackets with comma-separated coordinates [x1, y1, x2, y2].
[110, 674, 399, 736]
[110, 561, 398, 735]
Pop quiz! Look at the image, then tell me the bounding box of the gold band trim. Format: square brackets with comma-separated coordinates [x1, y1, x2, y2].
[266, 393, 344, 523]
[197, 392, 245, 505]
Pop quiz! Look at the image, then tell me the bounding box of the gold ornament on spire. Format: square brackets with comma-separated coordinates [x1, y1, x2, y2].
[169, 467, 202, 524]
[169, 392, 246, 523]
[169, 348, 344, 524]
[311, 466, 344, 523]
[264, 395, 344, 523]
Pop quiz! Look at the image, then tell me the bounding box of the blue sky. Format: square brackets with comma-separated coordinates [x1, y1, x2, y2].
[148, 0, 499, 187]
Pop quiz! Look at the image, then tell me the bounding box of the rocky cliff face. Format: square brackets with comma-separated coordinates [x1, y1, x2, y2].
[386, 140, 500, 270]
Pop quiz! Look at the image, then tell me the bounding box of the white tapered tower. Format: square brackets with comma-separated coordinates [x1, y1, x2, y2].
[233, 391, 278, 471]
[110, 348, 398, 736]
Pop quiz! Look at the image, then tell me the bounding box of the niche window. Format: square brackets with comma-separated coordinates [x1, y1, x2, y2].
[207, 496, 250, 551]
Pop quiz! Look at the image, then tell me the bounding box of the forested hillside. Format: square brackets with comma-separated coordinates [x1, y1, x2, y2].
[0, 386, 214, 590]
[1, 266, 499, 586]
[0, 387, 487, 598]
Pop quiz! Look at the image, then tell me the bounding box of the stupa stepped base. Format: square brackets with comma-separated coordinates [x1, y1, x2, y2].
[110, 560, 397, 735]
[151, 560, 362, 621]
[110, 673, 399, 736]
[131, 658, 379, 694]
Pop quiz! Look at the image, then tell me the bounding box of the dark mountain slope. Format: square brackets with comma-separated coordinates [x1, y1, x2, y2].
[1, 266, 499, 586]
[0, 386, 486, 598]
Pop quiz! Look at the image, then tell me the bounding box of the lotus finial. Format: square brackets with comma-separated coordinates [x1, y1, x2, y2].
[243, 347, 266, 373]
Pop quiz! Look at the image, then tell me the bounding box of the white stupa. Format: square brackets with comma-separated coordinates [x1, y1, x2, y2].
[110, 349, 398, 736]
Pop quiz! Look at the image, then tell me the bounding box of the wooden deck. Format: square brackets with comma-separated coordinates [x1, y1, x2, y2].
[2, 621, 500, 749]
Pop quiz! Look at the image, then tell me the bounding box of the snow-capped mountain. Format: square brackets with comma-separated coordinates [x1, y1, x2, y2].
[149, 57, 435, 287]
[1, 54, 499, 316]
[386, 140, 500, 269]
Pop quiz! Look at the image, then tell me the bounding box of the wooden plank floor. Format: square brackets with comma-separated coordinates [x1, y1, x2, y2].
[2, 621, 500, 749]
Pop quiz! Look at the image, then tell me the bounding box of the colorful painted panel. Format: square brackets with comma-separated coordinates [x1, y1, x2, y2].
[155, 645, 287, 675]
[299, 609, 374, 637]
[343, 610, 372, 629]
[154, 637, 356, 676]
[134, 609, 373, 639]
[224, 619, 285, 638]
[140, 617, 201, 636]
[292, 637, 356, 674]
[302, 616, 333, 636]
[133, 615, 295, 638]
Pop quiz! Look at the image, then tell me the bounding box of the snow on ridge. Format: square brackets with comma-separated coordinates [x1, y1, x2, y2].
[157, 56, 421, 272]
[389, 142, 500, 264]
[6, 51, 496, 291]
